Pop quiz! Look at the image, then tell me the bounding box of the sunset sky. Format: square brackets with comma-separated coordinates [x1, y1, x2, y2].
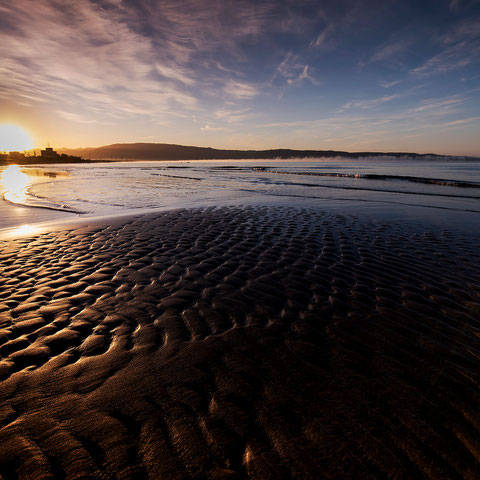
[1, 0, 479, 155]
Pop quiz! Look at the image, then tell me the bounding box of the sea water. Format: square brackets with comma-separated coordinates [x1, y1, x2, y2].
[1, 157, 480, 234]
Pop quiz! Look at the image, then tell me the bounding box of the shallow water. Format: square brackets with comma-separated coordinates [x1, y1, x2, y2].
[1, 157, 480, 232]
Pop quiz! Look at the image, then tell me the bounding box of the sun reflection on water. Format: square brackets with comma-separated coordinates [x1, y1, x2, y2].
[0, 165, 30, 203]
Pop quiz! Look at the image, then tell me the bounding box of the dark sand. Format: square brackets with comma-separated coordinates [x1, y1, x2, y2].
[1, 206, 480, 479]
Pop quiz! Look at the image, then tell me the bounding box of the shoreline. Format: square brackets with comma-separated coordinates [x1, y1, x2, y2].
[1, 159, 479, 238]
[1, 193, 480, 241]
[1, 205, 480, 478]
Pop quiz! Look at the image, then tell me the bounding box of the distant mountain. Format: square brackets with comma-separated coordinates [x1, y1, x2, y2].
[58, 142, 454, 161]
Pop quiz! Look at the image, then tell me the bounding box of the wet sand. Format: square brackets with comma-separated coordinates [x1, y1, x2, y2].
[1, 205, 479, 479]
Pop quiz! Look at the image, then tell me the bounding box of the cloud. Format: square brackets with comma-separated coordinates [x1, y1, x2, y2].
[358, 37, 414, 69]
[259, 93, 473, 133]
[441, 16, 480, 44]
[259, 114, 394, 134]
[155, 64, 196, 86]
[287, 65, 317, 86]
[0, 1, 203, 122]
[411, 41, 478, 77]
[411, 17, 480, 78]
[124, 0, 276, 56]
[223, 81, 259, 99]
[56, 110, 100, 124]
[380, 80, 401, 88]
[309, 23, 336, 49]
[411, 95, 465, 114]
[246, 91, 479, 154]
[275, 53, 320, 87]
[340, 94, 400, 111]
[215, 107, 255, 123]
[2, 0, 306, 124]
[370, 40, 409, 64]
[441, 116, 480, 127]
[200, 124, 228, 131]
[261, 119, 321, 128]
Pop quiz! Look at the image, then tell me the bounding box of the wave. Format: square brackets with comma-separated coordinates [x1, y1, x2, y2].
[255, 179, 480, 200]
[2, 192, 83, 214]
[237, 189, 480, 213]
[150, 173, 202, 180]
[254, 168, 480, 189]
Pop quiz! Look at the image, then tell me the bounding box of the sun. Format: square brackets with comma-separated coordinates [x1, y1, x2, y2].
[0, 124, 34, 152]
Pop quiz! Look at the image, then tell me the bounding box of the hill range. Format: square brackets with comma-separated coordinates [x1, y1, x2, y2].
[57, 142, 454, 161]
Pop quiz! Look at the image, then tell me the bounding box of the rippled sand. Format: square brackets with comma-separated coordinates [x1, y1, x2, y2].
[1, 206, 479, 479]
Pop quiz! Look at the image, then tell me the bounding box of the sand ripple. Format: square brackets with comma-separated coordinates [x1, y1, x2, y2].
[0, 206, 479, 479]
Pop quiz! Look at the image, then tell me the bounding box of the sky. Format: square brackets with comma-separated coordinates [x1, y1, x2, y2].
[1, 0, 479, 155]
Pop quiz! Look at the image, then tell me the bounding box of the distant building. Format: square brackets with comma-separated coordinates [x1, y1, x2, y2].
[41, 147, 59, 159]
[8, 151, 26, 161]
[0, 146, 86, 165]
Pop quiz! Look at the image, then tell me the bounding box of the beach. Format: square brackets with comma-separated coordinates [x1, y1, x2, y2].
[1, 204, 480, 479]
[3, 0, 480, 476]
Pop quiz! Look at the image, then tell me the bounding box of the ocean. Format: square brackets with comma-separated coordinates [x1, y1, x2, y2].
[1, 157, 480, 235]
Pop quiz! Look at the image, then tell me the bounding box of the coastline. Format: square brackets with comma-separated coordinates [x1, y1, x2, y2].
[1, 205, 480, 478]
[1, 192, 480, 240]
[1, 159, 479, 236]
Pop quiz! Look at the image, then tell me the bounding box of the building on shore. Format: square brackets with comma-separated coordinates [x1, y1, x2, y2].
[1, 147, 86, 165]
[41, 147, 59, 160]
[7, 151, 26, 161]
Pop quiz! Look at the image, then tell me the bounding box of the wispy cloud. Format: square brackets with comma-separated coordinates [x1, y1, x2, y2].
[155, 64, 196, 86]
[411, 15, 480, 78]
[380, 80, 401, 88]
[309, 23, 336, 49]
[0, 1, 202, 121]
[360, 39, 412, 68]
[339, 94, 400, 111]
[215, 107, 255, 123]
[441, 17, 480, 44]
[287, 65, 318, 86]
[410, 41, 478, 77]
[223, 81, 259, 99]
[308, 0, 392, 52]
[257, 91, 478, 145]
[0, 0, 293, 123]
[114, 0, 277, 62]
[200, 124, 228, 131]
[411, 95, 465, 114]
[275, 53, 321, 87]
[56, 110, 101, 124]
[441, 116, 480, 127]
[370, 42, 408, 63]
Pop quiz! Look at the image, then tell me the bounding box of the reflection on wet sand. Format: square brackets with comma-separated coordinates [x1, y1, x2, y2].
[0, 166, 76, 221]
[10, 224, 39, 236]
[1, 165, 70, 204]
[0, 165, 30, 204]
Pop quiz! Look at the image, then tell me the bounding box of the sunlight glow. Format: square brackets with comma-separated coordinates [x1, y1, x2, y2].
[12, 224, 39, 236]
[1, 165, 31, 203]
[0, 124, 34, 152]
